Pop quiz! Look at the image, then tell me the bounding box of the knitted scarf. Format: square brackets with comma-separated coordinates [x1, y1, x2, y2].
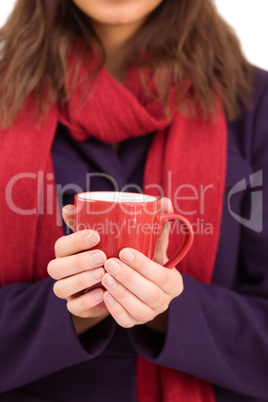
[0, 55, 227, 401]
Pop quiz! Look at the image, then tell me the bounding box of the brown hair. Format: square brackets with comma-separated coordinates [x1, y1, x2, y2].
[0, 0, 253, 127]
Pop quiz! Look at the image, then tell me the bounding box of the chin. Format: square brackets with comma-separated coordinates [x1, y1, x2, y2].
[89, 5, 147, 27]
[73, 0, 163, 27]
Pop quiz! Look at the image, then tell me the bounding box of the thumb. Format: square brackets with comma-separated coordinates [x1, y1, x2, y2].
[154, 197, 174, 265]
[62, 204, 76, 232]
[159, 197, 174, 215]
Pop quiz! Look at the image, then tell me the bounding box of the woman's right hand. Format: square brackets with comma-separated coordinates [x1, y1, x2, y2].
[47, 205, 109, 335]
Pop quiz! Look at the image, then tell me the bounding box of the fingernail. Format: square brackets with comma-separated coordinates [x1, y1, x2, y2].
[85, 231, 100, 245]
[105, 259, 121, 274]
[62, 205, 74, 214]
[89, 268, 104, 281]
[92, 291, 103, 302]
[103, 274, 118, 289]
[120, 249, 134, 263]
[105, 293, 115, 305]
[90, 252, 105, 266]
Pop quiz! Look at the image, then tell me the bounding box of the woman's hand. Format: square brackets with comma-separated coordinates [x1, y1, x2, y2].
[101, 247, 183, 333]
[100, 197, 184, 333]
[47, 216, 110, 335]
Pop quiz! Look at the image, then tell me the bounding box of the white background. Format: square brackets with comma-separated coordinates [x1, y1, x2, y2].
[0, 0, 267, 69]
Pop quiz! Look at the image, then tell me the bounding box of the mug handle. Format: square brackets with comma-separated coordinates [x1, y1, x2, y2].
[156, 213, 194, 268]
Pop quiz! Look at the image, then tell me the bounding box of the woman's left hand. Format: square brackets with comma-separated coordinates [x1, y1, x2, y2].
[101, 198, 184, 332]
[102, 248, 183, 332]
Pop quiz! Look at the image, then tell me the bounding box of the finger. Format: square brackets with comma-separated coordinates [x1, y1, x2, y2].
[103, 291, 138, 328]
[47, 249, 106, 280]
[53, 267, 105, 299]
[118, 248, 183, 295]
[104, 258, 164, 309]
[62, 204, 75, 231]
[54, 230, 100, 258]
[102, 273, 155, 322]
[67, 288, 107, 318]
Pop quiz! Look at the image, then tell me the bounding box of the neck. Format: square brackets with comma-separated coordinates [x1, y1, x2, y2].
[90, 19, 144, 82]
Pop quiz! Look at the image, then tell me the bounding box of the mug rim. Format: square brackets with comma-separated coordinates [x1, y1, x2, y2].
[75, 191, 158, 204]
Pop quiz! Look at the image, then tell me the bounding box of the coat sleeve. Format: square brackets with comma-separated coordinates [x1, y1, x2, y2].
[0, 277, 115, 392]
[128, 69, 268, 400]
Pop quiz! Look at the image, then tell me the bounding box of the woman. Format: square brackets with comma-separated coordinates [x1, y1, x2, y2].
[0, 0, 267, 401]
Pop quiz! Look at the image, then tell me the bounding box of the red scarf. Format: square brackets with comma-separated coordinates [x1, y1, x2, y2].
[0, 55, 227, 401]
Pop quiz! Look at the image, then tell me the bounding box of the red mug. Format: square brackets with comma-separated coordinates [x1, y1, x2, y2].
[74, 191, 194, 268]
